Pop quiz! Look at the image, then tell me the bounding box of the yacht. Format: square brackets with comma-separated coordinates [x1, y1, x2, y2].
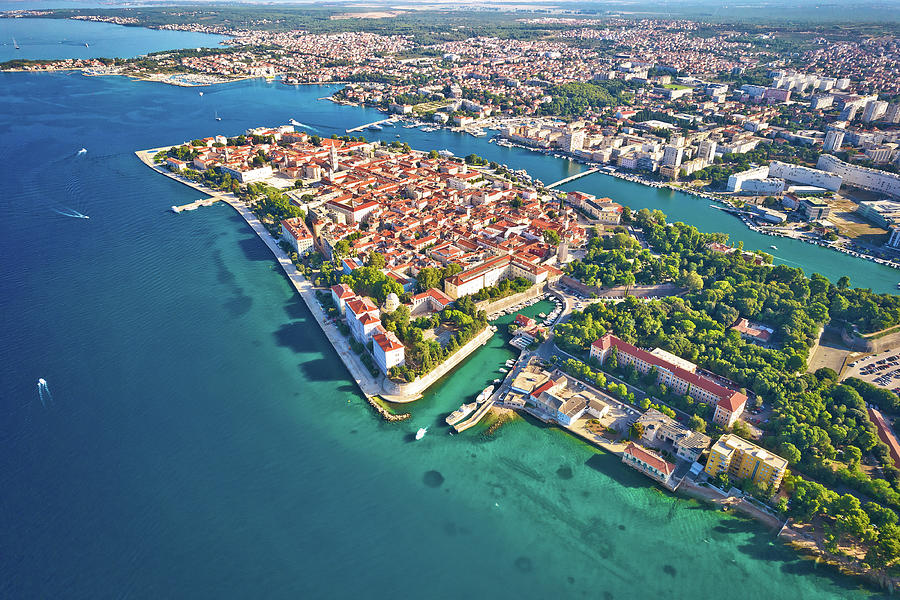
[476, 385, 495, 403]
[445, 403, 475, 426]
[368, 124, 383, 131]
[415, 427, 428, 440]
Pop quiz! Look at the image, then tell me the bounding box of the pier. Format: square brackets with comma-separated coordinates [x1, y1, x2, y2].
[345, 116, 399, 133]
[171, 198, 221, 213]
[453, 400, 495, 433]
[545, 167, 600, 189]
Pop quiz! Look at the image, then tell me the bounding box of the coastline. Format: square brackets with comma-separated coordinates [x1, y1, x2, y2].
[134, 147, 492, 404]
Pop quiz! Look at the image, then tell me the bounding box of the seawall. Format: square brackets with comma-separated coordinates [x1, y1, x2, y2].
[382, 326, 495, 401]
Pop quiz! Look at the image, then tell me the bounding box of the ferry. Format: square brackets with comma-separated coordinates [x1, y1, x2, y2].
[415, 427, 427, 440]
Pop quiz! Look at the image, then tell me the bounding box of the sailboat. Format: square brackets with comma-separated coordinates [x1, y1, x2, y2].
[215, 110, 221, 121]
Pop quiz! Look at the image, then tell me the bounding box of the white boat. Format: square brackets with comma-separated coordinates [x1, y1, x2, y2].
[215, 110, 221, 121]
[770, 245, 777, 250]
[198, 91, 204, 96]
[499, 368, 508, 373]
[415, 427, 427, 440]
[445, 403, 475, 426]
[13, 38, 19, 50]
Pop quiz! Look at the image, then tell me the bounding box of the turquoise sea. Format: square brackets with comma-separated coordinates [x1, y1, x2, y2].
[0, 20, 894, 599]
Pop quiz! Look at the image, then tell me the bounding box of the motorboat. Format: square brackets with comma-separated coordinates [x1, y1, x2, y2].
[415, 427, 427, 440]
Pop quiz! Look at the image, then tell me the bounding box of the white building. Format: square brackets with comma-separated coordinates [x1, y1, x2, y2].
[221, 164, 273, 183]
[280, 217, 314, 256]
[823, 129, 845, 153]
[372, 331, 405, 374]
[345, 296, 382, 343]
[726, 166, 770, 192]
[818, 154, 900, 198]
[768, 160, 843, 192]
[330, 283, 355, 315]
[862, 100, 888, 123]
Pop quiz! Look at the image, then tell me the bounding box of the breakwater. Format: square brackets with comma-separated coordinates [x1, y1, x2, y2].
[366, 396, 410, 422]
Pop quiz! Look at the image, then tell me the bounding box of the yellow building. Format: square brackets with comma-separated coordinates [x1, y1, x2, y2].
[705, 434, 788, 491]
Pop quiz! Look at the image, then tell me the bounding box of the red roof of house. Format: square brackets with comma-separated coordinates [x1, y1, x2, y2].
[331, 283, 355, 299]
[530, 379, 557, 399]
[594, 334, 746, 407]
[346, 297, 377, 316]
[625, 443, 675, 476]
[373, 332, 404, 353]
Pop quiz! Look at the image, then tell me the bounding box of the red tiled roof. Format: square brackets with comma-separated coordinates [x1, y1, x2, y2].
[625, 443, 674, 476]
[530, 379, 557, 399]
[330, 283, 355, 299]
[373, 332, 404, 353]
[594, 334, 746, 407]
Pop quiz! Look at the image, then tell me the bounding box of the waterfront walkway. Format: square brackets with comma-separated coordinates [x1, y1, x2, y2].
[135, 149, 392, 400]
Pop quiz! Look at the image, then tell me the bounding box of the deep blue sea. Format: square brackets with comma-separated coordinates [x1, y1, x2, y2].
[0, 19, 894, 600]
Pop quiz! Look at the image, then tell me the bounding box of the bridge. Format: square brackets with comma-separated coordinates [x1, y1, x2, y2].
[345, 116, 400, 133]
[545, 167, 600, 189]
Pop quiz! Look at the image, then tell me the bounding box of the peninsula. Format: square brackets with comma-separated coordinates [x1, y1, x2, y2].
[137, 121, 900, 586]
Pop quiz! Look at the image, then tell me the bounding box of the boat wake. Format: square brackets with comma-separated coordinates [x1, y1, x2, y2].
[53, 207, 89, 219]
[37, 378, 54, 408]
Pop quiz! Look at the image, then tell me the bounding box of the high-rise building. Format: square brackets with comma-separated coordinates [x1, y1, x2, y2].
[697, 140, 717, 163]
[823, 129, 845, 153]
[561, 130, 585, 153]
[884, 103, 900, 125]
[840, 103, 860, 121]
[661, 145, 683, 168]
[862, 100, 888, 123]
[705, 434, 788, 491]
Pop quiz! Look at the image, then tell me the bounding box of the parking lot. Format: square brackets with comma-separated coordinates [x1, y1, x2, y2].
[844, 349, 900, 394]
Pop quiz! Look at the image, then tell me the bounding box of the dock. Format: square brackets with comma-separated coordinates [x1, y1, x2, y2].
[171, 198, 221, 213]
[453, 400, 495, 433]
[345, 116, 399, 133]
[545, 167, 600, 189]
